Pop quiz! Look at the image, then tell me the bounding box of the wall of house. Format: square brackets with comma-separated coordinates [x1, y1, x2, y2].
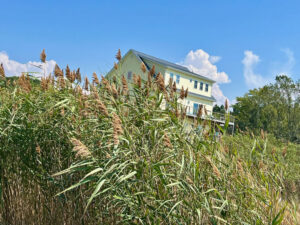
[179, 95, 214, 115]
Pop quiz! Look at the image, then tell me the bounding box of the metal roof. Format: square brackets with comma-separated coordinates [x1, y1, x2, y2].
[130, 49, 216, 83]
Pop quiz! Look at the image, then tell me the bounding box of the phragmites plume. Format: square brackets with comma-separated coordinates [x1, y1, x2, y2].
[116, 49, 122, 61]
[225, 99, 229, 112]
[92, 72, 100, 85]
[84, 76, 89, 91]
[114, 62, 118, 70]
[137, 75, 142, 88]
[282, 146, 287, 157]
[204, 155, 221, 178]
[96, 99, 109, 116]
[184, 88, 188, 98]
[65, 65, 72, 82]
[41, 74, 52, 91]
[141, 62, 146, 73]
[76, 68, 81, 83]
[18, 73, 32, 92]
[40, 49, 46, 63]
[180, 86, 185, 99]
[181, 107, 187, 120]
[70, 138, 91, 158]
[111, 83, 118, 98]
[172, 81, 177, 92]
[112, 113, 123, 145]
[133, 73, 137, 85]
[156, 72, 165, 91]
[150, 65, 155, 76]
[204, 106, 208, 115]
[163, 132, 172, 148]
[54, 64, 63, 77]
[197, 104, 203, 119]
[168, 77, 173, 88]
[101, 76, 111, 91]
[0, 63, 5, 78]
[121, 75, 128, 95]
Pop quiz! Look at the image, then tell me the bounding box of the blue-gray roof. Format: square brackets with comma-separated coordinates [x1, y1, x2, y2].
[130, 49, 215, 83]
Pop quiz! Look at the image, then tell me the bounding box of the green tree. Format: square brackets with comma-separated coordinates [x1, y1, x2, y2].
[232, 75, 300, 143]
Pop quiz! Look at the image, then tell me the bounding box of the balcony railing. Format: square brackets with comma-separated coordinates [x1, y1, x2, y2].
[186, 111, 235, 125]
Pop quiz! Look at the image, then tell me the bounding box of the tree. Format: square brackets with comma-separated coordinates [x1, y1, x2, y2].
[232, 75, 300, 143]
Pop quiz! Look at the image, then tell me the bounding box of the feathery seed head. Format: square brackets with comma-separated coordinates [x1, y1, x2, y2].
[150, 65, 155, 76]
[116, 49, 122, 61]
[40, 49, 46, 63]
[92, 72, 100, 85]
[0, 63, 5, 78]
[141, 62, 146, 73]
[70, 138, 91, 159]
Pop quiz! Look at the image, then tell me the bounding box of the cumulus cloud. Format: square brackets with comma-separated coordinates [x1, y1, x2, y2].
[180, 49, 230, 105]
[0, 51, 56, 77]
[242, 50, 267, 88]
[242, 49, 295, 89]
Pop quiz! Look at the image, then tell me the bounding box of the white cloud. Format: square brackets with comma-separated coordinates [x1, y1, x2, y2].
[0, 51, 56, 77]
[180, 49, 230, 105]
[242, 50, 267, 88]
[270, 48, 295, 76]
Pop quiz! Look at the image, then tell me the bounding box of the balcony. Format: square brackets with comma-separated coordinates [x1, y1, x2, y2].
[186, 111, 235, 126]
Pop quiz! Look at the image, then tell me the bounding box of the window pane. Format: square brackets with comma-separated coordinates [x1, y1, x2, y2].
[170, 73, 174, 79]
[205, 84, 209, 92]
[194, 80, 198, 89]
[176, 75, 180, 84]
[193, 103, 198, 115]
[200, 82, 203, 90]
[190, 79, 193, 83]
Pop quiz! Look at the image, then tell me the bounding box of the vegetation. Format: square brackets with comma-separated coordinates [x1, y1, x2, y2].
[0, 52, 299, 224]
[232, 75, 300, 143]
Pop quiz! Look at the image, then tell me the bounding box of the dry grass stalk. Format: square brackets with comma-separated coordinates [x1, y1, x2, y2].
[101, 77, 111, 91]
[237, 159, 244, 173]
[54, 64, 63, 77]
[114, 62, 118, 70]
[0, 63, 5, 78]
[156, 72, 165, 91]
[121, 75, 128, 95]
[204, 155, 221, 178]
[96, 99, 109, 116]
[282, 147, 287, 157]
[180, 86, 185, 99]
[258, 160, 264, 170]
[61, 107, 65, 116]
[92, 72, 100, 85]
[76, 68, 81, 83]
[150, 65, 155, 76]
[141, 62, 146, 73]
[204, 106, 208, 115]
[164, 92, 169, 102]
[260, 129, 265, 140]
[40, 49, 46, 63]
[70, 138, 91, 158]
[116, 49, 122, 61]
[181, 107, 187, 120]
[163, 132, 172, 148]
[112, 113, 123, 145]
[84, 76, 89, 91]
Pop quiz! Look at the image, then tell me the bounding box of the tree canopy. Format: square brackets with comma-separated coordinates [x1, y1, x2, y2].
[232, 75, 300, 143]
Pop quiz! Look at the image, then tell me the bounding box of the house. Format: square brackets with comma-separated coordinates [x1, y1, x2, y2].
[106, 49, 217, 113]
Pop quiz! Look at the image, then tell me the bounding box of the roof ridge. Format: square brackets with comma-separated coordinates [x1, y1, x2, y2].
[130, 49, 215, 83]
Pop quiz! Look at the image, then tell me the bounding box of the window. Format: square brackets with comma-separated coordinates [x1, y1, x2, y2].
[190, 79, 193, 83]
[193, 103, 199, 115]
[127, 71, 132, 80]
[170, 73, 174, 80]
[205, 83, 209, 92]
[194, 80, 198, 89]
[176, 75, 180, 84]
[200, 82, 203, 90]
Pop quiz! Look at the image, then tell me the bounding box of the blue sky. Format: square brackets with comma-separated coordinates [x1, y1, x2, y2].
[1, 0, 300, 104]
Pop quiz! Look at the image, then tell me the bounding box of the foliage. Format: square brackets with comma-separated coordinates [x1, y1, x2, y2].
[0, 61, 299, 224]
[232, 75, 300, 143]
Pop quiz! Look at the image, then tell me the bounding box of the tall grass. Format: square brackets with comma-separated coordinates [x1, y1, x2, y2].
[0, 50, 299, 224]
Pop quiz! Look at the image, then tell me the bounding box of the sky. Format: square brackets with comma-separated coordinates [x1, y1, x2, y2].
[1, 0, 300, 105]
